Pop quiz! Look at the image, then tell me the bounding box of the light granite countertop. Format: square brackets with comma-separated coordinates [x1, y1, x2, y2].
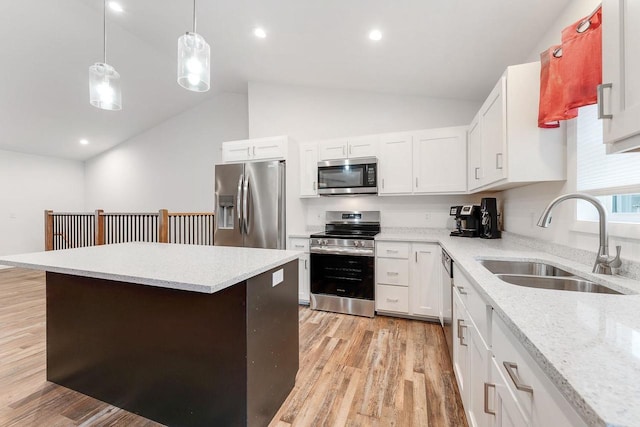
[377, 229, 640, 427]
[0, 242, 301, 294]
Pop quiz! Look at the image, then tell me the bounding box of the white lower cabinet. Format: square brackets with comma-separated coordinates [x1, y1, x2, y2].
[489, 358, 529, 427]
[452, 266, 586, 427]
[289, 237, 310, 304]
[375, 241, 440, 319]
[489, 315, 586, 427]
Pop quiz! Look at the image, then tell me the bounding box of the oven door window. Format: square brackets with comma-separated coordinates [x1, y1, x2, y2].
[310, 253, 374, 300]
[318, 166, 365, 188]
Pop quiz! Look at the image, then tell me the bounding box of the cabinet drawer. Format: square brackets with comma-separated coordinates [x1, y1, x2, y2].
[376, 258, 409, 286]
[376, 284, 409, 313]
[288, 238, 309, 252]
[376, 242, 410, 259]
[491, 316, 585, 426]
[454, 265, 490, 347]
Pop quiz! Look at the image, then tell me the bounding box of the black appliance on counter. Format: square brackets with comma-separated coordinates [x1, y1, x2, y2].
[309, 211, 380, 318]
[449, 205, 481, 237]
[480, 197, 501, 239]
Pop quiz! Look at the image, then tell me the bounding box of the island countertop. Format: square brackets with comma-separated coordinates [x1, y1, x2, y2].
[0, 242, 302, 294]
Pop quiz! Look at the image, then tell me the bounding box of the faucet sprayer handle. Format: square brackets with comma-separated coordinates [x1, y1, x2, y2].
[611, 245, 622, 268]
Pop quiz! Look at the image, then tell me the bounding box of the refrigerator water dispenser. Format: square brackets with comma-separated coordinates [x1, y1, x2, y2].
[217, 196, 235, 229]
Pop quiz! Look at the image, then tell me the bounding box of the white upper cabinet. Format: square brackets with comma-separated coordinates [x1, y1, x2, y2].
[468, 114, 483, 191]
[479, 77, 507, 186]
[467, 62, 565, 192]
[222, 136, 289, 163]
[318, 138, 349, 160]
[299, 142, 319, 197]
[348, 135, 379, 158]
[318, 135, 379, 160]
[413, 126, 468, 194]
[378, 132, 414, 195]
[602, 0, 640, 153]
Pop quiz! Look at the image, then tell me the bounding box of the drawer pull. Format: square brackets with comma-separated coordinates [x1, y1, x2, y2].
[457, 319, 468, 346]
[484, 383, 496, 415]
[503, 361, 533, 394]
[387, 271, 399, 276]
[457, 286, 468, 295]
[386, 249, 399, 253]
[294, 244, 305, 248]
[386, 298, 399, 303]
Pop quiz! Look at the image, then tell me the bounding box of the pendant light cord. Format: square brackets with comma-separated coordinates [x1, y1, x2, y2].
[103, 0, 107, 64]
[193, 0, 197, 33]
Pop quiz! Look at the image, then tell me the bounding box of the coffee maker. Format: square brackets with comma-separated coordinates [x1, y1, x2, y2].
[450, 205, 481, 237]
[480, 197, 501, 239]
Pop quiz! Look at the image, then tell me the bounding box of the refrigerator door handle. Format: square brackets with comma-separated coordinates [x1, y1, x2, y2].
[243, 174, 250, 233]
[237, 174, 244, 232]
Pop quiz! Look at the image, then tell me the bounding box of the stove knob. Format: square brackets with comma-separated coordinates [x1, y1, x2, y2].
[323, 239, 329, 245]
[359, 241, 365, 247]
[353, 241, 359, 247]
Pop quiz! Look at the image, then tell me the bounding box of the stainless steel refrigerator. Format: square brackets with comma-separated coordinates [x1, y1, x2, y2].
[214, 160, 286, 249]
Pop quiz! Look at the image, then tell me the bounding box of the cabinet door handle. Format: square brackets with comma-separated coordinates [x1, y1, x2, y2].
[253, 146, 256, 156]
[496, 153, 503, 170]
[304, 259, 308, 270]
[382, 178, 385, 189]
[415, 252, 417, 262]
[349, 145, 352, 155]
[343, 146, 346, 156]
[457, 285, 467, 295]
[484, 383, 496, 415]
[597, 83, 613, 119]
[386, 297, 399, 303]
[503, 362, 533, 394]
[247, 147, 251, 156]
[475, 167, 480, 180]
[415, 177, 419, 188]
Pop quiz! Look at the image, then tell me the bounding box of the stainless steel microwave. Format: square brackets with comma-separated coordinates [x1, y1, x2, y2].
[317, 157, 378, 195]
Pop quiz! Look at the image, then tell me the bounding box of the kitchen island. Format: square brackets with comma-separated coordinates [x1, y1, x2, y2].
[0, 242, 301, 427]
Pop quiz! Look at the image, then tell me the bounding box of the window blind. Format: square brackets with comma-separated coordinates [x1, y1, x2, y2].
[576, 105, 640, 194]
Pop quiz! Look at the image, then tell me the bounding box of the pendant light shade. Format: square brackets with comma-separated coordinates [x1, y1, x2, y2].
[177, 32, 210, 92]
[178, 0, 210, 92]
[89, 63, 122, 110]
[89, 0, 122, 110]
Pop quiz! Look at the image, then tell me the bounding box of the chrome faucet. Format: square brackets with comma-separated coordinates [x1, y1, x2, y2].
[537, 193, 622, 275]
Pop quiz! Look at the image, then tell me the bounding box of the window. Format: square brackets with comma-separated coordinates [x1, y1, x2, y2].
[576, 104, 640, 223]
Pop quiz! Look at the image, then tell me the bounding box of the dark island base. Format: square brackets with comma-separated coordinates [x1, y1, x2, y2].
[46, 261, 299, 427]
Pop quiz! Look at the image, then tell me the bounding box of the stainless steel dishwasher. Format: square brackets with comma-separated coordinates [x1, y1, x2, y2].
[441, 248, 453, 362]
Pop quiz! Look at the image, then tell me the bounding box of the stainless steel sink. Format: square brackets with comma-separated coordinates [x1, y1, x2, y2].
[495, 274, 622, 295]
[478, 260, 573, 277]
[478, 259, 623, 295]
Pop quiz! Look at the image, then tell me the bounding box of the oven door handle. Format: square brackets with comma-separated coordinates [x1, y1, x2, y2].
[310, 247, 374, 257]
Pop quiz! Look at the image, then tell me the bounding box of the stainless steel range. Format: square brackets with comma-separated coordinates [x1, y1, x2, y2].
[309, 211, 380, 318]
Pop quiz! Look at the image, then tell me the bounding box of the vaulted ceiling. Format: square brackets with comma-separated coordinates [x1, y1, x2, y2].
[0, 0, 572, 160]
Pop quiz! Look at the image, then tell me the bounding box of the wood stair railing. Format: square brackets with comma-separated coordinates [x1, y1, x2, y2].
[45, 209, 215, 251]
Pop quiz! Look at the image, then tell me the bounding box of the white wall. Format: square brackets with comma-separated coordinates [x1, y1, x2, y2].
[248, 82, 482, 231]
[84, 93, 248, 212]
[502, 0, 640, 262]
[0, 150, 84, 256]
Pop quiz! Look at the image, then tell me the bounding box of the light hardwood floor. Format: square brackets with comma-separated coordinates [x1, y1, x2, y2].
[0, 268, 466, 426]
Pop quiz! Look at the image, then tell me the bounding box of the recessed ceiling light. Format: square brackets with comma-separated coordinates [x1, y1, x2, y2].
[254, 27, 267, 39]
[369, 29, 383, 41]
[108, 1, 124, 13]
[80, 139, 89, 145]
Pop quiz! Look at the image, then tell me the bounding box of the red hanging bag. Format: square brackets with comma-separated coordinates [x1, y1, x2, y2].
[538, 45, 578, 128]
[561, 6, 602, 111]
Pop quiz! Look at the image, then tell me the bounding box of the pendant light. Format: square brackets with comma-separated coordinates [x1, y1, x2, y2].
[177, 0, 210, 92]
[89, 0, 122, 110]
